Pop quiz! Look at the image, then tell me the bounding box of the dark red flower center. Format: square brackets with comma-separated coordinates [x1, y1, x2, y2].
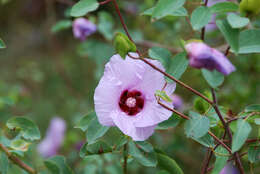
[119, 90, 144, 116]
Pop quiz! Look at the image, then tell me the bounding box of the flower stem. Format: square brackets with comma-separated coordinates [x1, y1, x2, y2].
[123, 143, 128, 174]
[99, 0, 112, 5]
[0, 144, 37, 174]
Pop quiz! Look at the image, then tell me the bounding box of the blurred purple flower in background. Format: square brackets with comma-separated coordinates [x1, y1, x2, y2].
[220, 163, 240, 174]
[72, 18, 96, 41]
[94, 53, 176, 141]
[171, 94, 183, 110]
[37, 117, 66, 158]
[185, 41, 236, 75]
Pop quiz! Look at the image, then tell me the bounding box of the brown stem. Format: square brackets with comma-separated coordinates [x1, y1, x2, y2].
[225, 46, 231, 56]
[123, 143, 128, 174]
[0, 144, 37, 174]
[158, 100, 232, 153]
[211, 89, 245, 174]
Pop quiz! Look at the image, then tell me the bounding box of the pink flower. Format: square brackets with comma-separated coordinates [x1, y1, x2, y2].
[185, 42, 236, 75]
[72, 18, 96, 41]
[37, 117, 66, 158]
[94, 53, 176, 141]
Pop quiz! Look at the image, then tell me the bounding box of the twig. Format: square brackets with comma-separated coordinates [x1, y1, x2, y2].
[123, 143, 128, 174]
[0, 144, 37, 174]
[99, 0, 112, 5]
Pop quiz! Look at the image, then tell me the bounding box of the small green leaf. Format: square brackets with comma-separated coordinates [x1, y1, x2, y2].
[239, 29, 260, 54]
[51, 20, 72, 33]
[201, 69, 224, 88]
[86, 115, 110, 144]
[0, 38, 6, 49]
[211, 147, 229, 174]
[86, 140, 112, 155]
[75, 112, 96, 132]
[156, 114, 180, 130]
[156, 152, 184, 174]
[210, 2, 239, 14]
[191, 6, 212, 30]
[255, 118, 260, 125]
[142, 7, 187, 17]
[152, 0, 185, 20]
[10, 139, 31, 152]
[97, 11, 114, 40]
[0, 152, 9, 174]
[155, 90, 172, 102]
[44, 160, 60, 174]
[232, 119, 252, 153]
[184, 111, 210, 139]
[248, 146, 260, 163]
[70, 0, 99, 17]
[48, 156, 74, 174]
[227, 13, 249, 29]
[168, 52, 188, 80]
[128, 141, 157, 167]
[245, 104, 260, 112]
[136, 141, 154, 153]
[149, 47, 172, 68]
[192, 134, 215, 148]
[6, 117, 41, 141]
[216, 19, 239, 53]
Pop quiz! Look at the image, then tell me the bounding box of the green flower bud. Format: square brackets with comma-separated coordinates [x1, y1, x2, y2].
[113, 32, 136, 59]
[239, 0, 260, 15]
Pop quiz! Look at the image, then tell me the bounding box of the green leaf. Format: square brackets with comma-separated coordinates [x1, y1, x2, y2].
[152, 0, 186, 20]
[79, 142, 88, 158]
[142, 7, 187, 17]
[48, 156, 74, 174]
[155, 90, 172, 102]
[97, 11, 114, 40]
[0, 152, 9, 174]
[211, 147, 229, 174]
[209, 2, 239, 14]
[201, 69, 224, 88]
[70, 0, 99, 17]
[255, 118, 260, 125]
[239, 29, 260, 54]
[190, 6, 212, 30]
[227, 13, 249, 29]
[6, 117, 41, 141]
[0, 38, 6, 49]
[128, 141, 157, 167]
[156, 114, 180, 130]
[86, 140, 112, 155]
[192, 134, 214, 148]
[10, 139, 31, 152]
[135, 141, 154, 153]
[75, 112, 96, 132]
[86, 116, 110, 144]
[149, 47, 172, 68]
[156, 152, 184, 174]
[44, 160, 61, 174]
[216, 19, 239, 53]
[232, 119, 252, 153]
[113, 32, 136, 58]
[184, 111, 210, 139]
[51, 20, 72, 33]
[168, 52, 188, 80]
[245, 104, 260, 112]
[248, 146, 260, 163]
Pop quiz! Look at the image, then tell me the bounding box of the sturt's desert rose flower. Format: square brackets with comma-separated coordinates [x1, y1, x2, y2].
[220, 163, 240, 174]
[171, 94, 183, 110]
[185, 41, 236, 75]
[72, 18, 96, 41]
[94, 53, 176, 141]
[37, 117, 66, 158]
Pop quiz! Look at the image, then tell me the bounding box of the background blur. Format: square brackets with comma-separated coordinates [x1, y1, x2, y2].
[0, 0, 259, 173]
